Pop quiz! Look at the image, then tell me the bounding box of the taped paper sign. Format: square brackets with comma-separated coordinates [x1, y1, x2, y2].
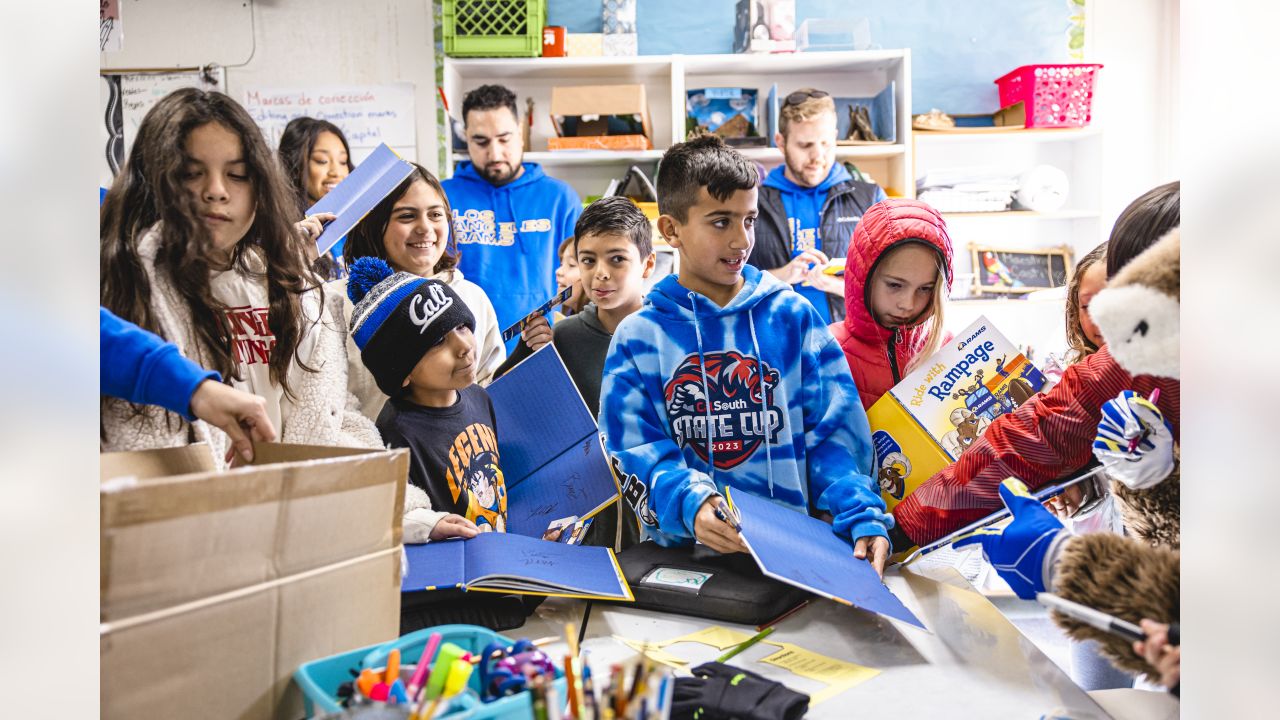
[243, 83, 417, 163]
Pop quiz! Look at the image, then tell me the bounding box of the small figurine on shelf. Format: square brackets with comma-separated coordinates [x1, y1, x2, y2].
[845, 105, 879, 142]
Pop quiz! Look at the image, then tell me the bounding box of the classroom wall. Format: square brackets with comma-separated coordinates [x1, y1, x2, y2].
[1091, 0, 1180, 228]
[103, 0, 1177, 233]
[101, 0, 441, 173]
[550, 0, 1076, 115]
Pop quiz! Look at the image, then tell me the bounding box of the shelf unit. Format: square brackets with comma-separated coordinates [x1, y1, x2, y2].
[441, 50, 913, 199]
[915, 125, 1105, 358]
[914, 127, 1105, 275]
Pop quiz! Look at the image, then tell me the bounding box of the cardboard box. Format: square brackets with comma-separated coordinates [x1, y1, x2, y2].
[551, 84, 653, 150]
[565, 32, 604, 57]
[547, 134, 650, 151]
[100, 443, 410, 719]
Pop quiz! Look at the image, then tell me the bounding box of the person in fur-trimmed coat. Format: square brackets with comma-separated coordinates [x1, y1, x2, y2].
[956, 228, 1182, 688]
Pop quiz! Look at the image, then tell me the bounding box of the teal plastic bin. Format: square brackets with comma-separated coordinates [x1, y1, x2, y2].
[294, 624, 567, 718]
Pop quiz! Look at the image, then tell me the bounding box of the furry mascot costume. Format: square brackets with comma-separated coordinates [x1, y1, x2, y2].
[956, 228, 1181, 681]
[1052, 227, 1180, 677]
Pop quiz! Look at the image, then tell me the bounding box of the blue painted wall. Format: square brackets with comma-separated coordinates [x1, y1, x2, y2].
[548, 0, 1075, 114]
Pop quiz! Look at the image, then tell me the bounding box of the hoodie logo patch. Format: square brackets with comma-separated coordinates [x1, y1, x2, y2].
[453, 209, 517, 246]
[664, 351, 782, 470]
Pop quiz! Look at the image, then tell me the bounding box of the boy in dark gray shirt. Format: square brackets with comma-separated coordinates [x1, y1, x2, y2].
[495, 197, 657, 547]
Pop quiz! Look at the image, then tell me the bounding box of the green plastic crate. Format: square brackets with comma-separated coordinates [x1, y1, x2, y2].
[443, 0, 546, 58]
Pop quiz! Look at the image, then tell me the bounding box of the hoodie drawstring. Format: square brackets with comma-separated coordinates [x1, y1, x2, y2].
[689, 293, 716, 483]
[747, 309, 775, 497]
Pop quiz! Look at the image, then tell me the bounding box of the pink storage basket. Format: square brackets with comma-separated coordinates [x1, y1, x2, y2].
[995, 63, 1103, 128]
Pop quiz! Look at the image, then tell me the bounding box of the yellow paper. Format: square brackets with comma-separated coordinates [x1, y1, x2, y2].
[668, 625, 758, 651]
[616, 637, 690, 669]
[613, 626, 766, 669]
[758, 642, 881, 704]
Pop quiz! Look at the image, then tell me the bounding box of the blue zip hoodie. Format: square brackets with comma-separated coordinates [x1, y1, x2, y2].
[100, 307, 217, 419]
[599, 265, 891, 548]
[442, 162, 582, 347]
[762, 163, 852, 324]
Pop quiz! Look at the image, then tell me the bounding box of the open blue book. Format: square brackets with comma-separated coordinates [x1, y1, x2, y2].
[726, 488, 925, 629]
[402, 532, 634, 601]
[486, 345, 620, 539]
[305, 143, 414, 257]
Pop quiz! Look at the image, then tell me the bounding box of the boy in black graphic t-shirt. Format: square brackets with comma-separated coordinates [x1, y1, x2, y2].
[346, 256, 506, 543]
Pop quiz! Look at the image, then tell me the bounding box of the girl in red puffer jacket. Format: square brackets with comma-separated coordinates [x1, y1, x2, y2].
[830, 199, 954, 410]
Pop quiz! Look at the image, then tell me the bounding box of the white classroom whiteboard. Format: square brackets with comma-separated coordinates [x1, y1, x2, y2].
[241, 83, 418, 165]
[99, 68, 227, 188]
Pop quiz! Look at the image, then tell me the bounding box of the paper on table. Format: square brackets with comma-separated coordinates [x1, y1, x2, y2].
[758, 642, 881, 704]
[615, 626, 765, 669]
[727, 488, 925, 629]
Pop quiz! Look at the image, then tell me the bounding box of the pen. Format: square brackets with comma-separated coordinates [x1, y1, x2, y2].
[714, 626, 775, 663]
[1127, 388, 1162, 453]
[900, 467, 1106, 565]
[713, 498, 742, 532]
[755, 599, 810, 632]
[386, 648, 401, 685]
[1036, 592, 1146, 643]
[407, 632, 443, 701]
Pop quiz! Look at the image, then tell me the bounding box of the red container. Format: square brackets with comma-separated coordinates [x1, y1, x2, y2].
[542, 25, 565, 57]
[995, 63, 1103, 128]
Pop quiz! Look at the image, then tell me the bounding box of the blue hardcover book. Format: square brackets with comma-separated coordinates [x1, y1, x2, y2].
[486, 345, 621, 538]
[305, 143, 414, 257]
[402, 532, 634, 601]
[726, 487, 925, 629]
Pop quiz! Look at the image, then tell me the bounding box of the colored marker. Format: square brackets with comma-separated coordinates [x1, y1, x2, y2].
[356, 668, 378, 699]
[755, 599, 810, 632]
[385, 648, 401, 685]
[1037, 592, 1146, 643]
[407, 632, 443, 702]
[1127, 388, 1162, 453]
[714, 626, 775, 663]
[714, 498, 742, 532]
[901, 467, 1106, 565]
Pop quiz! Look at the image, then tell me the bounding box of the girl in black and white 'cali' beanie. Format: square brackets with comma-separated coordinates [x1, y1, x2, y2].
[347, 256, 476, 397]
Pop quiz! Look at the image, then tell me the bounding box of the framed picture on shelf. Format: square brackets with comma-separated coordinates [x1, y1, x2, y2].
[968, 244, 1073, 295]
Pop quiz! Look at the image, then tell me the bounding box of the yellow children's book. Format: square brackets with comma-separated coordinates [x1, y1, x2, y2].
[867, 316, 1046, 512]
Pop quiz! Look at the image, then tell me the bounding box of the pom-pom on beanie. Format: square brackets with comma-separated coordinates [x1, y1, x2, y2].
[347, 256, 476, 396]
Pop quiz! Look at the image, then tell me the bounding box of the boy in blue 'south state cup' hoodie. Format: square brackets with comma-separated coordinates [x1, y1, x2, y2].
[442, 161, 582, 344]
[599, 135, 891, 569]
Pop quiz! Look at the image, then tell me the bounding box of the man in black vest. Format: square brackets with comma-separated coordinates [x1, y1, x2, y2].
[748, 88, 887, 322]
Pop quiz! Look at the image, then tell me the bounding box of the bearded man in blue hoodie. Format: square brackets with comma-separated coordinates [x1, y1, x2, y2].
[443, 84, 582, 349]
[748, 88, 887, 323]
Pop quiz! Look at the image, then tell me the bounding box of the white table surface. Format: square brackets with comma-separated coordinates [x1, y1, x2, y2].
[510, 565, 1112, 720]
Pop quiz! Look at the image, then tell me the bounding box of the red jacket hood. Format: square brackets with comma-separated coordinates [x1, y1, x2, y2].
[843, 198, 954, 343]
[833, 199, 954, 408]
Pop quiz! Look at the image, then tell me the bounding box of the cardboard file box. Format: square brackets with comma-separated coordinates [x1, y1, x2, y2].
[550, 84, 653, 150]
[100, 443, 410, 719]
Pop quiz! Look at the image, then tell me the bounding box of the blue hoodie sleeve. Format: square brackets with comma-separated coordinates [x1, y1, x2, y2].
[599, 334, 718, 546]
[101, 307, 218, 420]
[801, 325, 892, 543]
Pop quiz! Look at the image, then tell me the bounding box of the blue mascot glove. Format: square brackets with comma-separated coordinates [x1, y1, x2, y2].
[1093, 390, 1175, 490]
[952, 478, 1066, 599]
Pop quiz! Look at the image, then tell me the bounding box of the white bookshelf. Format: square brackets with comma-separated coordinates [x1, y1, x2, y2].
[913, 127, 1106, 266]
[442, 50, 913, 199]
